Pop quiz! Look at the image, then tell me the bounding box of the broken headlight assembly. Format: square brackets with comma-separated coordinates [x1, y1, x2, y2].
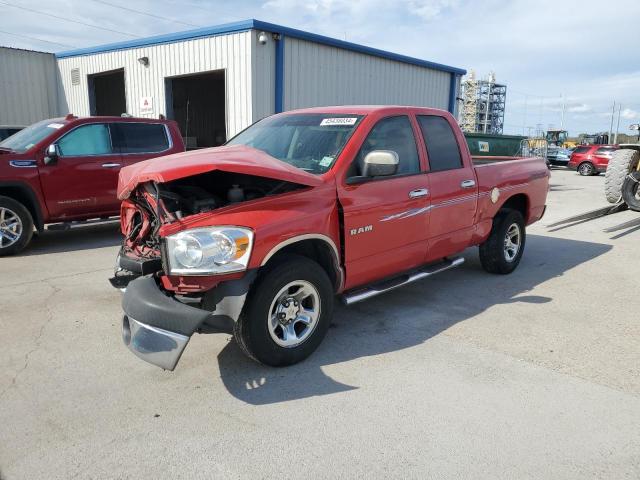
[165, 227, 254, 275]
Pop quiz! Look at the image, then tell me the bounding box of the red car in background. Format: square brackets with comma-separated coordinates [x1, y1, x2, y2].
[568, 145, 618, 176]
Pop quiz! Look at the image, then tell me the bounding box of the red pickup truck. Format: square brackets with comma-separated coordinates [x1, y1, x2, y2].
[0, 115, 184, 255]
[112, 106, 549, 370]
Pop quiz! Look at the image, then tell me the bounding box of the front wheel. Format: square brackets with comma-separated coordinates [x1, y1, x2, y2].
[578, 162, 595, 176]
[621, 171, 640, 212]
[234, 255, 334, 366]
[479, 209, 526, 274]
[0, 196, 33, 257]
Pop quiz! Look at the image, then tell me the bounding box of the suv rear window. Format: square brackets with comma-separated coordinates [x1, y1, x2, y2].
[595, 146, 616, 154]
[573, 146, 591, 154]
[112, 123, 169, 154]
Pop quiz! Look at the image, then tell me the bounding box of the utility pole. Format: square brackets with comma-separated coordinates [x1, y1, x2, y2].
[608, 101, 616, 144]
[560, 94, 565, 130]
[614, 104, 622, 144]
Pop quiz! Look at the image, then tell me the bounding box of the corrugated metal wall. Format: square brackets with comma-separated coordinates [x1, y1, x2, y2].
[250, 30, 276, 123]
[282, 37, 451, 111]
[56, 31, 253, 138]
[0, 48, 59, 125]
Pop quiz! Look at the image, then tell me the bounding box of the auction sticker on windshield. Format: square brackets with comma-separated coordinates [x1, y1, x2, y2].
[320, 117, 358, 126]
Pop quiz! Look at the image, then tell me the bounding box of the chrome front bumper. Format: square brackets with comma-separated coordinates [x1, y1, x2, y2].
[122, 315, 190, 371]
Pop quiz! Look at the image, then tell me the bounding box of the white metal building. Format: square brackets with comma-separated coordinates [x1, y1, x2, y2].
[0, 47, 60, 126]
[2, 20, 465, 148]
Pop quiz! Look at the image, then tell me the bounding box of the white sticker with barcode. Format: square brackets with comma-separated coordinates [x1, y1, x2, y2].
[320, 117, 357, 126]
[47, 123, 64, 129]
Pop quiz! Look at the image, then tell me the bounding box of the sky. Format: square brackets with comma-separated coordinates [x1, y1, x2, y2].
[1, 0, 639, 137]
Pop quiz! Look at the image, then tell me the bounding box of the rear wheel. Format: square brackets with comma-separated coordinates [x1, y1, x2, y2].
[578, 162, 595, 176]
[621, 171, 640, 212]
[0, 196, 33, 256]
[234, 255, 334, 366]
[479, 209, 526, 275]
[605, 149, 639, 203]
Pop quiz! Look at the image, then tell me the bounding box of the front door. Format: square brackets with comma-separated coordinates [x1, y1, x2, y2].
[38, 123, 123, 219]
[338, 115, 431, 289]
[416, 114, 478, 260]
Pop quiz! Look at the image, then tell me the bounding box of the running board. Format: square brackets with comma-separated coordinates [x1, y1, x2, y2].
[342, 257, 464, 306]
[47, 217, 119, 231]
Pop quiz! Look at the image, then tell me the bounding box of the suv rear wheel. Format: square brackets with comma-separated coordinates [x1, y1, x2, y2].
[0, 196, 33, 256]
[578, 162, 595, 176]
[234, 255, 334, 366]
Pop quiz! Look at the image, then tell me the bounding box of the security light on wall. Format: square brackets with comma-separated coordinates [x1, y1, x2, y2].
[258, 32, 268, 45]
[138, 56, 149, 67]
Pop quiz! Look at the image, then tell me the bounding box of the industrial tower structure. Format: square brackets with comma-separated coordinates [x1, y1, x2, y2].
[459, 71, 507, 134]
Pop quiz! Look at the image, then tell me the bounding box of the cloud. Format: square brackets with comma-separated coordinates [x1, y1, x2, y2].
[621, 108, 638, 120]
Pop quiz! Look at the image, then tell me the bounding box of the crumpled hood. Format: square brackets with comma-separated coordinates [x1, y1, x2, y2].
[117, 145, 323, 200]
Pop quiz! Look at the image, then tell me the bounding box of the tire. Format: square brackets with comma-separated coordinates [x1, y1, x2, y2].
[479, 209, 526, 275]
[0, 196, 33, 256]
[578, 162, 595, 176]
[621, 171, 640, 212]
[605, 149, 639, 203]
[234, 255, 334, 366]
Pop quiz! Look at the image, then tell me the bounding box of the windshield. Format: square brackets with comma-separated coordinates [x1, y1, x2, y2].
[227, 113, 363, 174]
[0, 119, 64, 153]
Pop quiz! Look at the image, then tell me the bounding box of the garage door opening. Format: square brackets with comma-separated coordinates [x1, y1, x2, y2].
[88, 69, 126, 116]
[166, 70, 226, 149]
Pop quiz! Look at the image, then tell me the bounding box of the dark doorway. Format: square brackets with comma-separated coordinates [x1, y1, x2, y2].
[166, 70, 226, 149]
[88, 69, 126, 116]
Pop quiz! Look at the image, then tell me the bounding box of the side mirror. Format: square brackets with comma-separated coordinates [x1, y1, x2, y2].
[362, 150, 399, 177]
[44, 144, 58, 165]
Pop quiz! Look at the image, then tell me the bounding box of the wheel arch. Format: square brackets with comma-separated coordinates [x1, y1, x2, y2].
[0, 182, 44, 231]
[498, 193, 529, 223]
[260, 234, 343, 292]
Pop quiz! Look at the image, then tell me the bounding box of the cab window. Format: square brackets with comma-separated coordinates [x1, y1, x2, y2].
[57, 124, 112, 156]
[417, 115, 463, 172]
[112, 123, 169, 154]
[349, 115, 420, 178]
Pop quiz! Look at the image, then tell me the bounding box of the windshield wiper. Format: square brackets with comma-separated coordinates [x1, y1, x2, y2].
[0, 146, 15, 152]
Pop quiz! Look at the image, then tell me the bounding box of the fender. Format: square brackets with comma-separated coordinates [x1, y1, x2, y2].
[0, 181, 46, 231]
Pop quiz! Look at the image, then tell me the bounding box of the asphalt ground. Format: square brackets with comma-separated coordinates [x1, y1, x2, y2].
[1, 168, 639, 479]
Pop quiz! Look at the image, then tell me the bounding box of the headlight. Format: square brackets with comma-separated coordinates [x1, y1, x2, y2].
[165, 227, 254, 275]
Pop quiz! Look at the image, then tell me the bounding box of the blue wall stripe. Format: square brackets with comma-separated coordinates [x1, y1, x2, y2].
[274, 35, 285, 113]
[56, 18, 466, 76]
[448, 73, 458, 114]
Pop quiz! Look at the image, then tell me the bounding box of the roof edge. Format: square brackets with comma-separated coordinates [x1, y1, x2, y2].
[55, 18, 466, 75]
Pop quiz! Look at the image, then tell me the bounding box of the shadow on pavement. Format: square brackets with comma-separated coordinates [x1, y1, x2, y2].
[215, 234, 611, 405]
[20, 222, 122, 256]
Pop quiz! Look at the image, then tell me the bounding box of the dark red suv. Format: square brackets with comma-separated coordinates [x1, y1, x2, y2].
[0, 115, 184, 255]
[568, 145, 618, 176]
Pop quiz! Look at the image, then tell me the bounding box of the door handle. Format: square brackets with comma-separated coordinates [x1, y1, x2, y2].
[460, 179, 476, 189]
[101, 163, 121, 168]
[409, 188, 429, 198]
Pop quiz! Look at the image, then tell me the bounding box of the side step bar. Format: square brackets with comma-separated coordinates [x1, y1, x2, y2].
[342, 257, 464, 306]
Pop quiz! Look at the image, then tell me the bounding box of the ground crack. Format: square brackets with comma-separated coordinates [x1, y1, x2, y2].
[0, 280, 61, 400]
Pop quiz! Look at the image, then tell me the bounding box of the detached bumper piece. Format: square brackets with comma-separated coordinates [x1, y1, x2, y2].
[108, 253, 162, 290]
[121, 276, 211, 370]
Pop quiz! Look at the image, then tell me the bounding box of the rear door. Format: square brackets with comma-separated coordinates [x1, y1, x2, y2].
[38, 122, 123, 218]
[112, 122, 172, 167]
[416, 114, 478, 260]
[338, 115, 431, 288]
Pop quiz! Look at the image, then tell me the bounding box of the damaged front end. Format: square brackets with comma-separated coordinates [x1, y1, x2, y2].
[110, 164, 310, 370]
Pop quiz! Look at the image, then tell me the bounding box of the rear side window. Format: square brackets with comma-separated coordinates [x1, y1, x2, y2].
[57, 124, 112, 156]
[573, 146, 591, 154]
[112, 123, 169, 154]
[595, 146, 616, 154]
[417, 115, 463, 172]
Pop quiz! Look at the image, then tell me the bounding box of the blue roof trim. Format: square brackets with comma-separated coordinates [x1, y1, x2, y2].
[56, 18, 466, 76]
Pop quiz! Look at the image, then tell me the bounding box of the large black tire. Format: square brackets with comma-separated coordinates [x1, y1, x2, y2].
[605, 149, 639, 203]
[234, 255, 334, 366]
[577, 162, 595, 176]
[479, 209, 526, 275]
[621, 171, 640, 212]
[0, 196, 33, 257]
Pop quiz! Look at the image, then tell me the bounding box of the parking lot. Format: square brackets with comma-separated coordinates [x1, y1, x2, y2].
[1, 168, 639, 479]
